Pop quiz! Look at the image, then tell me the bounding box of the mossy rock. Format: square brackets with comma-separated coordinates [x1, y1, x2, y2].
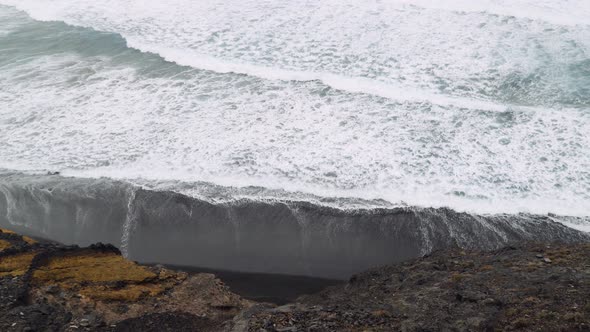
[33, 251, 157, 285]
[0, 239, 13, 252]
[80, 283, 169, 302]
[0, 227, 37, 247]
[0, 228, 16, 235]
[31, 250, 183, 302]
[0, 252, 36, 277]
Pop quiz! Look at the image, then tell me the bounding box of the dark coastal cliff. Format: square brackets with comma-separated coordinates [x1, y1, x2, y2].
[1, 228, 589, 331]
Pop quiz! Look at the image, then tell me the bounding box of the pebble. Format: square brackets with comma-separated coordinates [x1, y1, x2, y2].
[276, 327, 297, 332]
[45, 285, 60, 294]
[536, 254, 544, 259]
[482, 298, 500, 306]
[79, 319, 90, 327]
[543, 258, 552, 263]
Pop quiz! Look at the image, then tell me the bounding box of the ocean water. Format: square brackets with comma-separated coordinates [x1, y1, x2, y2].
[1, 0, 589, 217]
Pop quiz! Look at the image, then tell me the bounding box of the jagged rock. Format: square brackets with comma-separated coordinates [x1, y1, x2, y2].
[0, 228, 251, 332]
[3, 227, 590, 332]
[241, 244, 590, 332]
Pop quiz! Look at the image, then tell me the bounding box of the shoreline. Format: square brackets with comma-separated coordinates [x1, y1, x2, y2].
[1, 227, 588, 331]
[0, 223, 338, 305]
[2, 171, 589, 279]
[3, 168, 590, 218]
[154, 264, 341, 305]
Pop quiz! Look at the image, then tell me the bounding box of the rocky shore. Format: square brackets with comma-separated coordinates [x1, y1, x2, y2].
[0, 228, 250, 331]
[240, 243, 590, 331]
[1, 228, 589, 331]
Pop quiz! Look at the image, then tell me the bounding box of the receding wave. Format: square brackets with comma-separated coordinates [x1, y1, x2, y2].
[107, 41, 573, 113]
[1, 172, 588, 278]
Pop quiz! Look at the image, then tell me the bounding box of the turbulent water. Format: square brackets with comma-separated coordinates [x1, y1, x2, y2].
[0, 1, 589, 276]
[1, 0, 589, 214]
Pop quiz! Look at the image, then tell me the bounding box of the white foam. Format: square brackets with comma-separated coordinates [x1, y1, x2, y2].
[4, 0, 590, 27]
[390, 0, 590, 26]
[0, 3, 589, 219]
[124, 41, 537, 113]
[550, 216, 590, 233]
[2, 0, 590, 108]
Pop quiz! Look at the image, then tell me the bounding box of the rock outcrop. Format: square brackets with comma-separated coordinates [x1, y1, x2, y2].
[2, 227, 590, 331]
[237, 243, 590, 331]
[0, 228, 251, 331]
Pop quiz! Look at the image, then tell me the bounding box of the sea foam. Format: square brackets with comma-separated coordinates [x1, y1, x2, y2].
[0, 2, 589, 218]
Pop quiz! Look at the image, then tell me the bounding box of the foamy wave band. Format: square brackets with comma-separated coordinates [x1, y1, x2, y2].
[1, 172, 588, 278]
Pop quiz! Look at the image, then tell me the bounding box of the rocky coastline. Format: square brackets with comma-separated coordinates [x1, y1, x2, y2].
[0, 228, 250, 331]
[1, 228, 589, 331]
